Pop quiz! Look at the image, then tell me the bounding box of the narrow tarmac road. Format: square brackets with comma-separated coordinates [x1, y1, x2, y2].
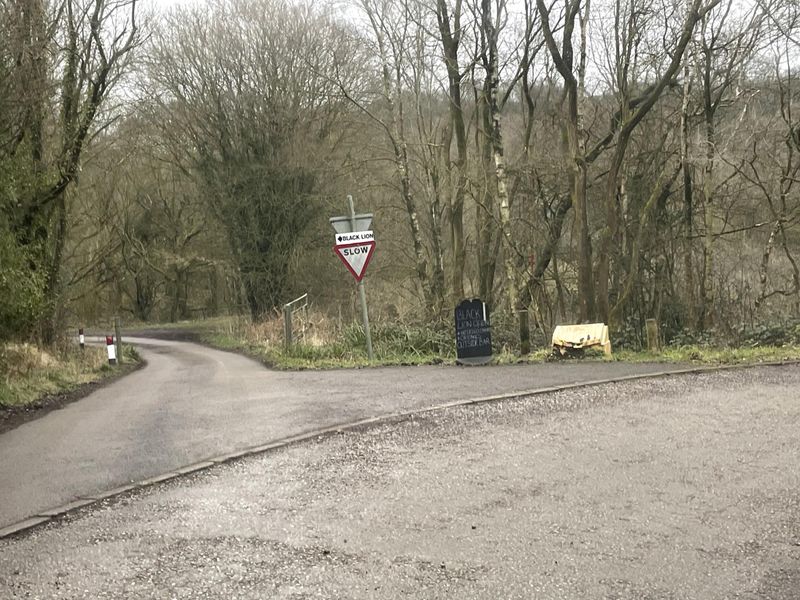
[1, 366, 798, 598]
[1, 337, 690, 528]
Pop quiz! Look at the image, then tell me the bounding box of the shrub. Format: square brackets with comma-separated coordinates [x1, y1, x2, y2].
[0, 229, 46, 341]
[734, 321, 800, 348]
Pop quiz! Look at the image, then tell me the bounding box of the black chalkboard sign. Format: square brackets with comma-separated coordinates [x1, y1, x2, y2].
[455, 299, 492, 365]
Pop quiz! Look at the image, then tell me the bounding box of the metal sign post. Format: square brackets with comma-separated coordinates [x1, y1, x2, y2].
[349, 196, 374, 361]
[330, 195, 374, 361]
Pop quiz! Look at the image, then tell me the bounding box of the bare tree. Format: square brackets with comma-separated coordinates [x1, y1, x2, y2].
[726, 17, 800, 317]
[537, 0, 596, 321]
[435, 0, 470, 303]
[593, 0, 723, 326]
[689, 0, 766, 328]
[344, 0, 436, 312]
[146, 0, 360, 319]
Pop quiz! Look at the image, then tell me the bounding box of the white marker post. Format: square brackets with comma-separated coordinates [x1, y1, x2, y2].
[106, 336, 117, 365]
[79, 328, 85, 350]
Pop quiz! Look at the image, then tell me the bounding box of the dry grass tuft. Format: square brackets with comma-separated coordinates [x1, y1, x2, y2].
[0, 342, 126, 407]
[225, 311, 342, 349]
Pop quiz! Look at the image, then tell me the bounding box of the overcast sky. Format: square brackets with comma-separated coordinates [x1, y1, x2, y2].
[144, 0, 199, 13]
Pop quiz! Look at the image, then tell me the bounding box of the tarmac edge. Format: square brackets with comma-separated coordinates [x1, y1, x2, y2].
[2, 359, 796, 540]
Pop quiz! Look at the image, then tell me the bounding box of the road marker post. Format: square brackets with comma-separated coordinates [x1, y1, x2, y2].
[78, 328, 85, 350]
[646, 319, 660, 352]
[106, 336, 117, 365]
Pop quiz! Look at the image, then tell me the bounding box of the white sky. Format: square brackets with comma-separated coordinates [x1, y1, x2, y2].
[143, 0, 199, 13]
[146, 0, 196, 6]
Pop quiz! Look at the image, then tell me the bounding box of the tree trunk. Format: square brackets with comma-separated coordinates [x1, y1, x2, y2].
[518, 194, 572, 310]
[754, 220, 779, 313]
[699, 115, 715, 329]
[680, 1, 697, 329]
[426, 130, 448, 317]
[596, 134, 629, 324]
[537, 0, 595, 322]
[778, 191, 800, 315]
[370, 14, 430, 309]
[436, 0, 467, 303]
[40, 193, 68, 344]
[477, 71, 497, 306]
[482, 0, 517, 314]
[575, 0, 594, 322]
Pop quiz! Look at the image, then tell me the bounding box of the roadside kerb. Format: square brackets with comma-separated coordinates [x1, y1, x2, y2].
[35, 499, 95, 518]
[173, 461, 216, 476]
[2, 359, 796, 540]
[0, 517, 50, 539]
[82, 483, 138, 501]
[137, 472, 181, 487]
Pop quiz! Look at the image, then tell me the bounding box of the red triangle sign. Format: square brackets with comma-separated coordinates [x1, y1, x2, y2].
[333, 241, 376, 282]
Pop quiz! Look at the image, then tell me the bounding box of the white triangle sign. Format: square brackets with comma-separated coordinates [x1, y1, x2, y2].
[333, 241, 376, 282]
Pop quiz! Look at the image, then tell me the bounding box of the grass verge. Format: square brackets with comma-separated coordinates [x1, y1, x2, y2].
[0, 342, 142, 409]
[615, 345, 800, 365]
[203, 325, 450, 369]
[129, 315, 800, 370]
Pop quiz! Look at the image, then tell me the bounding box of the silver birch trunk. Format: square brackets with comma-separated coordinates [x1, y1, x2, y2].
[365, 5, 430, 305]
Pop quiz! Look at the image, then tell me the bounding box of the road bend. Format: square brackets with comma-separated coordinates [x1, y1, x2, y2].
[0, 336, 690, 527]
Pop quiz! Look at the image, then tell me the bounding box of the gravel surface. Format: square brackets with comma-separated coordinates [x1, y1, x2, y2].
[0, 336, 693, 528]
[1, 366, 798, 599]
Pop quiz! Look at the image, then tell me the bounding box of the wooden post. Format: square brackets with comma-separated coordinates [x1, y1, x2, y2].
[283, 305, 293, 347]
[645, 318, 660, 352]
[518, 309, 531, 356]
[114, 317, 123, 364]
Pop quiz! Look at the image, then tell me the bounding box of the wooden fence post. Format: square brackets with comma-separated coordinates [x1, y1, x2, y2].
[645, 319, 660, 352]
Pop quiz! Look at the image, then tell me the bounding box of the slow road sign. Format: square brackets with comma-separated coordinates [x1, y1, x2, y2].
[333, 240, 375, 282]
[333, 229, 375, 282]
